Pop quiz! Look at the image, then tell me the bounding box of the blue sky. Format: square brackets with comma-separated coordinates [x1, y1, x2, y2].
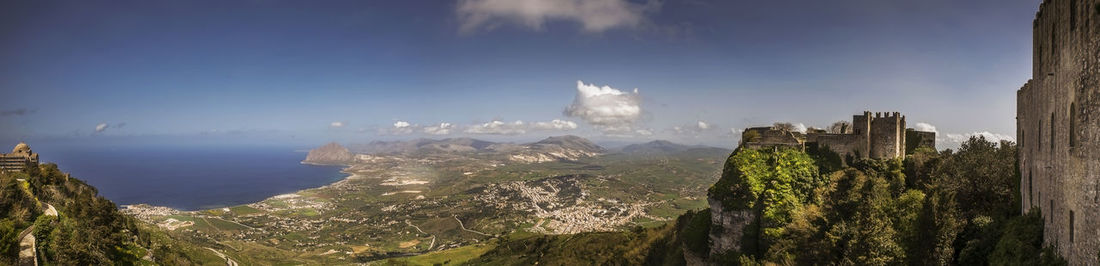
[0, 0, 1040, 148]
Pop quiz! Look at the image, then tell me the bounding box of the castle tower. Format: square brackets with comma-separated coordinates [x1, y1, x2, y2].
[1016, 0, 1100, 263]
[868, 112, 905, 159]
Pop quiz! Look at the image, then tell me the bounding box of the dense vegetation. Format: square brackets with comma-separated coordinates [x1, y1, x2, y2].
[460, 136, 1067, 265]
[701, 136, 1064, 265]
[0, 163, 216, 265]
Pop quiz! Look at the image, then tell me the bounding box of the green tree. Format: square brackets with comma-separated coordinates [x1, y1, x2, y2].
[707, 148, 821, 259]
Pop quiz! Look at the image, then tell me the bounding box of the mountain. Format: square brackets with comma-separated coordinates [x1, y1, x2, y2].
[621, 140, 731, 155]
[348, 138, 495, 155]
[303, 142, 355, 165]
[507, 135, 605, 163]
[344, 136, 605, 163]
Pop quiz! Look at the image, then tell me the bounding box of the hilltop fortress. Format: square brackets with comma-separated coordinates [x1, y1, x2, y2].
[741, 111, 936, 160]
[1017, 0, 1100, 264]
[0, 142, 39, 173]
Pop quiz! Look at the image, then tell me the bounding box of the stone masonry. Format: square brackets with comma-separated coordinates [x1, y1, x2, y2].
[1017, 0, 1100, 264]
[741, 111, 934, 160]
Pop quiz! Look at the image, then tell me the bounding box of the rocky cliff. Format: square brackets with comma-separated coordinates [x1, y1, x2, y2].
[303, 142, 355, 165]
[706, 198, 755, 258]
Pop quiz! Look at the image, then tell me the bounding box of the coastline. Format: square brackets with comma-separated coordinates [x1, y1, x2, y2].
[123, 160, 354, 213]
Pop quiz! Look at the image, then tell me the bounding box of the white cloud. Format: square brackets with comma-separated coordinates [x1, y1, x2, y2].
[330, 121, 345, 128]
[914, 122, 938, 133]
[423, 123, 454, 135]
[564, 80, 642, 133]
[456, 0, 651, 33]
[531, 119, 578, 131]
[465, 120, 528, 135]
[944, 131, 1016, 144]
[95, 123, 108, 133]
[697, 121, 710, 130]
[793, 123, 807, 133]
[385, 121, 416, 135]
[635, 129, 653, 136]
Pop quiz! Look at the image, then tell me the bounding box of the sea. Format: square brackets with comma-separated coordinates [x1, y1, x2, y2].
[26, 143, 348, 211]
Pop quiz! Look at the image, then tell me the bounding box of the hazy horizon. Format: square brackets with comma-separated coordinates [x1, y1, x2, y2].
[1, 0, 1040, 149]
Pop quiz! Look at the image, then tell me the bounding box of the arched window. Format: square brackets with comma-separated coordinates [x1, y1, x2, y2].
[1038, 119, 1043, 152]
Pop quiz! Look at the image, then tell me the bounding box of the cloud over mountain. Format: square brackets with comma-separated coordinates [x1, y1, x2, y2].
[531, 119, 578, 130]
[456, 0, 651, 33]
[564, 80, 642, 133]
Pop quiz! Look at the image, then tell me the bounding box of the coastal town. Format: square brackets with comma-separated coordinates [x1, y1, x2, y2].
[121, 138, 726, 262]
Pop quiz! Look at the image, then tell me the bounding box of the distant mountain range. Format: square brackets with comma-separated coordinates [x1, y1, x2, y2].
[619, 140, 730, 155]
[308, 136, 729, 164]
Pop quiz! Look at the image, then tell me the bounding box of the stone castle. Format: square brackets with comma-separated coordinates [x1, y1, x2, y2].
[0, 142, 39, 173]
[1017, 0, 1100, 264]
[741, 111, 936, 160]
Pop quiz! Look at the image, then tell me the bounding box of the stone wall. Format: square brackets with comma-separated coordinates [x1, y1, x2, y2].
[869, 112, 906, 159]
[1017, 0, 1100, 264]
[905, 129, 937, 152]
[808, 133, 866, 159]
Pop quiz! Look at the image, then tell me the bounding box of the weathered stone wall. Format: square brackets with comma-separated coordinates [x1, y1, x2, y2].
[741, 127, 805, 151]
[1017, 0, 1100, 264]
[905, 129, 937, 152]
[808, 133, 866, 159]
[869, 112, 905, 159]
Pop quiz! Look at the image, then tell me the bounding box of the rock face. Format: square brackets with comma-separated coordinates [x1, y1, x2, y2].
[706, 197, 755, 258]
[303, 142, 354, 165]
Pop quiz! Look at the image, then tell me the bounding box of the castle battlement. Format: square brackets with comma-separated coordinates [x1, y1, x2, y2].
[0, 142, 39, 173]
[740, 111, 936, 161]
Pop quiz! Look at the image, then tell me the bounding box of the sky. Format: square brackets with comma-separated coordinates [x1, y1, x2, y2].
[0, 0, 1041, 149]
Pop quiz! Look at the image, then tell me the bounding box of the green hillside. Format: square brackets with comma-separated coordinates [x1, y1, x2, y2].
[0, 164, 221, 265]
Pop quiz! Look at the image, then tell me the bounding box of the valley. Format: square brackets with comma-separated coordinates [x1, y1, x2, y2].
[123, 137, 729, 264]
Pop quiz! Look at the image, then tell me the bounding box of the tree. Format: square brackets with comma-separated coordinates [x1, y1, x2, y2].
[707, 148, 822, 259]
[827, 121, 852, 134]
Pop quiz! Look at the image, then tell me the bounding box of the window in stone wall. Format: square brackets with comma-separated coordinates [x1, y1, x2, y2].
[1069, 210, 1075, 243]
[1051, 112, 1056, 152]
[1050, 200, 1054, 224]
[1029, 171, 1034, 205]
[1070, 0, 1078, 31]
[1070, 103, 1077, 147]
[1039, 119, 1043, 152]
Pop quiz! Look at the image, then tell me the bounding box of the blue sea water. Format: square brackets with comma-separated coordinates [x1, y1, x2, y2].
[27, 144, 347, 211]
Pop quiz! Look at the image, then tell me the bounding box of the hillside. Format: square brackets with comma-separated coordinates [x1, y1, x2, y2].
[0, 163, 221, 265]
[303, 142, 355, 165]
